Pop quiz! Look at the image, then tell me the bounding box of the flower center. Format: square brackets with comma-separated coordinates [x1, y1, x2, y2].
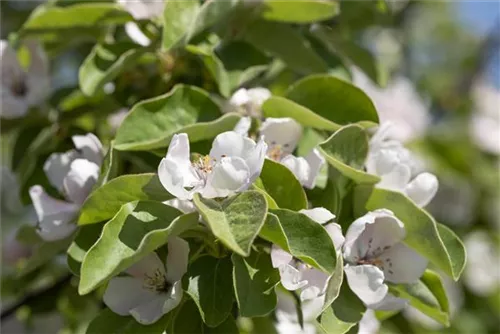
[193, 155, 215, 176]
[11, 77, 28, 98]
[143, 268, 170, 293]
[268, 145, 284, 161]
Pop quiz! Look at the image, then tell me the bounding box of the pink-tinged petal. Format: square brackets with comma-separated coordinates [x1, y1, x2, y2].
[130, 295, 169, 325]
[299, 266, 329, 296]
[103, 276, 157, 316]
[344, 264, 388, 306]
[405, 172, 438, 207]
[72, 133, 103, 166]
[126, 252, 166, 279]
[63, 159, 99, 205]
[165, 237, 189, 283]
[380, 243, 427, 284]
[343, 209, 405, 263]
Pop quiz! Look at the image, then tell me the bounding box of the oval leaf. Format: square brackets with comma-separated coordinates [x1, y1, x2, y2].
[162, 0, 200, 51]
[86, 308, 171, 334]
[193, 191, 267, 256]
[261, 0, 339, 23]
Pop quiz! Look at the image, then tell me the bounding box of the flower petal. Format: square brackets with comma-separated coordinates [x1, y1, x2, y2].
[162, 280, 184, 314]
[130, 294, 168, 325]
[405, 172, 438, 207]
[203, 156, 249, 198]
[125, 22, 151, 46]
[260, 118, 302, 154]
[72, 133, 103, 166]
[343, 209, 405, 263]
[299, 266, 329, 297]
[233, 116, 251, 136]
[279, 264, 308, 291]
[344, 264, 388, 305]
[357, 309, 380, 334]
[367, 293, 408, 311]
[209, 131, 256, 160]
[271, 245, 293, 268]
[376, 163, 412, 192]
[303, 148, 325, 189]
[118, 0, 164, 20]
[280, 155, 310, 185]
[299, 207, 335, 224]
[158, 134, 200, 200]
[43, 150, 79, 192]
[28, 185, 79, 241]
[380, 243, 427, 284]
[244, 136, 267, 182]
[126, 252, 166, 279]
[63, 159, 100, 205]
[165, 237, 190, 283]
[324, 223, 345, 252]
[163, 199, 196, 214]
[103, 276, 157, 316]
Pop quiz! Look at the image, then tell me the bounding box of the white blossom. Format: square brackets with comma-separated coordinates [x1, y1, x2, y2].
[352, 68, 430, 143]
[274, 291, 318, 334]
[158, 131, 267, 200]
[357, 309, 380, 334]
[1, 40, 49, 119]
[225, 87, 271, 118]
[118, 0, 165, 20]
[29, 133, 103, 241]
[271, 208, 342, 316]
[343, 209, 427, 309]
[367, 123, 438, 207]
[103, 237, 189, 324]
[236, 117, 325, 189]
[469, 80, 500, 155]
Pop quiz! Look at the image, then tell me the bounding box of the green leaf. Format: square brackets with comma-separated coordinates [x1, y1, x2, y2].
[67, 222, 104, 276]
[365, 188, 467, 280]
[86, 308, 171, 334]
[95, 141, 120, 188]
[79, 173, 172, 225]
[193, 191, 267, 256]
[79, 42, 145, 96]
[173, 299, 239, 334]
[322, 255, 344, 312]
[232, 250, 280, 317]
[244, 20, 327, 74]
[162, 0, 200, 51]
[389, 274, 450, 326]
[421, 269, 450, 314]
[186, 256, 234, 327]
[258, 159, 308, 211]
[79, 202, 198, 294]
[260, 0, 339, 23]
[187, 0, 240, 40]
[262, 97, 338, 131]
[317, 282, 365, 334]
[21, 3, 131, 34]
[286, 75, 379, 126]
[319, 125, 380, 184]
[114, 85, 238, 151]
[260, 210, 337, 274]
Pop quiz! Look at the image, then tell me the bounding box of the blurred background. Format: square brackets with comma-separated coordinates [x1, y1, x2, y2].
[1, 0, 499, 333]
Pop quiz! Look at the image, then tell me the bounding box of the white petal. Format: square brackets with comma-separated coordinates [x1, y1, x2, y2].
[165, 237, 189, 283]
[233, 116, 251, 136]
[1, 95, 29, 119]
[281, 155, 310, 185]
[209, 131, 256, 160]
[162, 280, 184, 314]
[299, 266, 329, 297]
[301, 294, 325, 321]
[343, 209, 405, 263]
[163, 199, 196, 214]
[279, 264, 308, 291]
[244, 136, 267, 182]
[246, 87, 271, 106]
[63, 159, 99, 205]
[125, 22, 151, 46]
[405, 172, 438, 207]
[229, 88, 250, 106]
[118, 0, 165, 20]
[158, 134, 200, 200]
[302, 149, 325, 189]
[72, 133, 103, 166]
[299, 207, 335, 224]
[43, 150, 79, 192]
[366, 293, 408, 311]
[380, 243, 427, 284]
[271, 245, 293, 268]
[357, 309, 380, 334]
[103, 276, 157, 316]
[1, 41, 29, 118]
[376, 163, 412, 192]
[344, 264, 388, 305]
[260, 118, 302, 154]
[324, 223, 345, 252]
[126, 252, 166, 279]
[29, 186, 78, 241]
[130, 294, 169, 325]
[203, 156, 249, 198]
[24, 40, 50, 106]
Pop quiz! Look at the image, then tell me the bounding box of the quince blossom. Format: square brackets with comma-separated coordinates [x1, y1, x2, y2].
[103, 237, 189, 324]
[342, 209, 427, 309]
[1, 40, 49, 119]
[118, 0, 165, 46]
[225, 87, 271, 118]
[29, 133, 103, 241]
[158, 131, 267, 200]
[367, 123, 438, 207]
